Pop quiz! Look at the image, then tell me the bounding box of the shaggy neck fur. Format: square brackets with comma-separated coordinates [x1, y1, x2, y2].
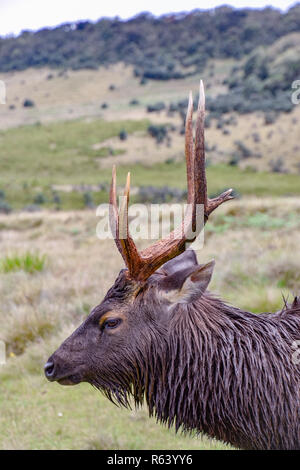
[142, 294, 300, 450]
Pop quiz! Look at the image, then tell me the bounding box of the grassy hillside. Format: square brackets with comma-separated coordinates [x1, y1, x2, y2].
[0, 110, 300, 211]
[0, 37, 299, 202]
[0, 5, 299, 118]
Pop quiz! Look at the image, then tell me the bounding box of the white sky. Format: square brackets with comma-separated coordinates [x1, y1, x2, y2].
[0, 0, 297, 36]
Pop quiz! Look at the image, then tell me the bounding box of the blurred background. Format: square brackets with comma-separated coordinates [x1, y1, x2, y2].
[0, 0, 299, 450]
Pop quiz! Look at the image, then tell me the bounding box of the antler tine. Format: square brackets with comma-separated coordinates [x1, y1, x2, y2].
[119, 172, 130, 240]
[112, 170, 142, 275]
[207, 188, 234, 215]
[194, 80, 207, 211]
[109, 165, 120, 245]
[194, 79, 234, 219]
[185, 91, 194, 205]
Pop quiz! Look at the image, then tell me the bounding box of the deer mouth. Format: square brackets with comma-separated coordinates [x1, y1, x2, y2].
[57, 374, 82, 386]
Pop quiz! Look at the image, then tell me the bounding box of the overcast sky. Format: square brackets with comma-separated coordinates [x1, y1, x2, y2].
[0, 0, 297, 36]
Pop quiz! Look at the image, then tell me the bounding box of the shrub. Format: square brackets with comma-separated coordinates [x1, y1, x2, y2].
[34, 193, 47, 204]
[119, 130, 128, 141]
[83, 192, 94, 208]
[147, 102, 166, 113]
[252, 132, 260, 143]
[0, 200, 12, 214]
[138, 186, 186, 204]
[264, 112, 277, 125]
[148, 124, 168, 144]
[52, 192, 61, 206]
[22, 204, 41, 212]
[129, 99, 139, 106]
[23, 99, 35, 107]
[217, 119, 224, 129]
[204, 115, 211, 128]
[228, 155, 241, 166]
[269, 157, 286, 173]
[235, 140, 252, 159]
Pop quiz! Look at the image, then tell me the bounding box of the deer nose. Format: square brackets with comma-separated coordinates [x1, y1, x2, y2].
[44, 360, 56, 380]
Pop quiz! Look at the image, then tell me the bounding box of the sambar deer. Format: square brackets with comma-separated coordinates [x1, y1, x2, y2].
[45, 81, 300, 450]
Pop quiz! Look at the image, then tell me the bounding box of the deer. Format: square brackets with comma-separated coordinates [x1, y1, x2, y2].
[44, 81, 300, 450]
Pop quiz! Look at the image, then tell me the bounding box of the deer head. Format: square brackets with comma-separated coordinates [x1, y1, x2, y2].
[44, 81, 233, 406]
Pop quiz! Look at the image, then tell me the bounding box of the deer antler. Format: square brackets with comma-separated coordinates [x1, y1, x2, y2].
[109, 80, 234, 282]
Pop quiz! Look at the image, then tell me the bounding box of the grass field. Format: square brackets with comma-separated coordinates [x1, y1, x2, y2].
[0, 116, 300, 211]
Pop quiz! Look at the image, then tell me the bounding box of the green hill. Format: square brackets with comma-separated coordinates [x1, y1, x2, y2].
[0, 5, 299, 79]
[1, 5, 299, 116]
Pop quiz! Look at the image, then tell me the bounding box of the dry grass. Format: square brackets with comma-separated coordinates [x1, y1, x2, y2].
[0, 60, 230, 129]
[91, 106, 300, 173]
[0, 197, 299, 448]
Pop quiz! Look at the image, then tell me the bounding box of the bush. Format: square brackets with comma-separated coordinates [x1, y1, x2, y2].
[252, 132, 260, 143]
[228, 155, 241, 166]
[22, 204, 41, 212]
[34, 193, 47, 204]
[264, 112, 277, 125]
[138, 186, 186, 204]
[129, 99, 139, 106]
[204, 115, 211, 128]
[146, 102, 166, 113]
[205, 90, 293, 116]
[235, 140, 252, 159]
[269, 157, 286, 173]
[217, 119, 224, 129]
[119, 130, 128, 141]
[83, 192, 94, 208]
[23, 99, 35, 107]
[0, 200, 12, 214]
[148, 125, 168, 144]
[52, 192, 61, 206]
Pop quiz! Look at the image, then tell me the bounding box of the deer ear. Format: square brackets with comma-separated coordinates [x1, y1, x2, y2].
[160, 260, 215, 305]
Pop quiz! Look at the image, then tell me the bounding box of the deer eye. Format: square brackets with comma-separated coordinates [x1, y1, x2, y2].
[103, 318, 122, 330]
